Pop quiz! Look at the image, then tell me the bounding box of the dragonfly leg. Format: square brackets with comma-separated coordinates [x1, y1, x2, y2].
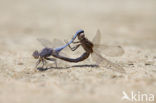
[64, 40, 81, 50]
[64, 40, 80, 44]
[54, 60, 57, 68]
[72, 41, 80, 44]
[36, 59, 41, 68]
[64, 40, 81, 51]
[41, 59, 47, 68]
[67, 44, 81, 51]
[70, 44, 81, 51]
[45, 58, 58, 68]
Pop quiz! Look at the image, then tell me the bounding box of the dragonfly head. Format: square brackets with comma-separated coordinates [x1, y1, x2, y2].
[77, 30, 85, 40]
[78, 33, 85, 40]
[32, 50, 40, 59]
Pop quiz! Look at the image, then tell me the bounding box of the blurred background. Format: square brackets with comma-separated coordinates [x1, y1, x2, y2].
[0, 0, 156, 103]
[0, 0, 156, 45]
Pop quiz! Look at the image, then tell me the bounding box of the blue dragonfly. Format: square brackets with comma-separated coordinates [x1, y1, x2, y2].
[32, 30, 84, 68]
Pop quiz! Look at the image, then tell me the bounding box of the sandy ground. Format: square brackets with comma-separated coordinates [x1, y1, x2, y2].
[0, 0, 156, 103]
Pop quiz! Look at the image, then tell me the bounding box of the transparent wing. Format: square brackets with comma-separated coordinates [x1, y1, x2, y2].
[91, 51, 125, 73]
[37, 38, 64, 48]
[37, 38, 69, 56]
[92, 29, 124, 57]
[94, 44, 124, 57]
[52, 39, 65, 48]
[92, 29, 101, 45]
[92, 29, 103, 54]
[37, 38, 53, 48]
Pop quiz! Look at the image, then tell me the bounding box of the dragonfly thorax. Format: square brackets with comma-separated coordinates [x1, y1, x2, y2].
[79, 37, 94, 53]
[39, 48, 53, 58]
[32, 48, 53, 59]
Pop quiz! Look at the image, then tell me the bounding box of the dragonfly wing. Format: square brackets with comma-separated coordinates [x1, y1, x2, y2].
[92, 29, 101, 45]
[52, 39, 65, 48]
[52, 39, 70, 56]
[93, 44, 124, 57]
[37, 38, 68, 56]
[37, 38, 69, 48]
[37, 38, 54, 48]
[92, 29, 124, 57]
[91, 51, 125, 73]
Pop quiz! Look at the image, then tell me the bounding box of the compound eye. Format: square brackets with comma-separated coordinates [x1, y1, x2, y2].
[32, 50, 39, 59]
[79, 33, 85, 38]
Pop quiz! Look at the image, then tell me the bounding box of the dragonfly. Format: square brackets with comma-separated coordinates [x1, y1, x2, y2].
[32, 30, 84, 69]
[33, 30, 125, 73]
[63, 30, 125, 73]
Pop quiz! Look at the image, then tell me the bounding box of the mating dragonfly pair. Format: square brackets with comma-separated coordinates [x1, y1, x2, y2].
[33, 30, 125, 73]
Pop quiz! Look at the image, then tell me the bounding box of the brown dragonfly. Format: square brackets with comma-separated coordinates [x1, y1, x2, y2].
[63, 30, 125, 73]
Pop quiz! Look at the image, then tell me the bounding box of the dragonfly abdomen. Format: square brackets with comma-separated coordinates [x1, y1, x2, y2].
[52, 52, 90, 63]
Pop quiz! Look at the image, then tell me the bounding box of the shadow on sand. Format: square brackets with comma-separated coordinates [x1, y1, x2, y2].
[37, 64, 99, 71]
